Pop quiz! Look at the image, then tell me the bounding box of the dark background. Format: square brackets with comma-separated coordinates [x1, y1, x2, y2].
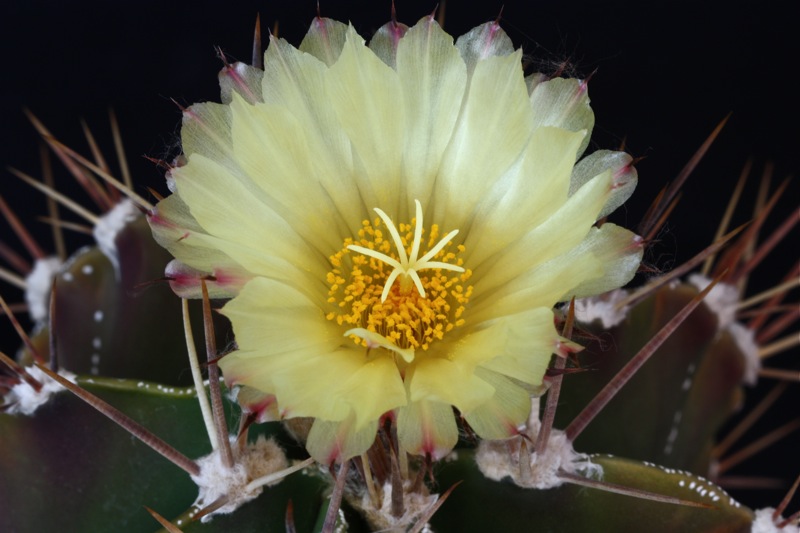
[1, 0, 797, 513]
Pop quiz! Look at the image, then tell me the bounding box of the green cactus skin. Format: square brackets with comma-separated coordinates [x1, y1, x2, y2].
[42, 214, 235, 386]
[0, 378, 330, 533]
[554, 282, 747, 475]
[432, 451, 753, 532]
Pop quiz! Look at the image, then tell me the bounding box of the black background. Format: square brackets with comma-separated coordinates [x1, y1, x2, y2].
[1, 0, 797, 514]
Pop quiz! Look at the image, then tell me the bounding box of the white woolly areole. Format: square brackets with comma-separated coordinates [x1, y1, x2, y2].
[689, 274, 740, 330]
[166, 169, 177, 193]
[359, 481, 438, 532]
[573, 288, 631, 329]
[190, 436, 288, 522]
[4, 365, 76, 416]
[476, 398, 602, 489]
[24, 257, 63, 323]
[689, 274, 760, 384]
[728, 322, 760, 385]
[93, 199, 139, 277]
[752, 508, 799, 533]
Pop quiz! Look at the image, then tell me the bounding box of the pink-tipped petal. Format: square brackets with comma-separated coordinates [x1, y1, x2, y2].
[369, 19, 410, 68]
[530, 77, 595, 157]
[463, 368, 530, 440]
[454, 20, 514, 76]
[236, 386, 278, 423]
[397, 399, 458, 460]
[298, 17, 349, 67]
[306, 414, 379, 464]
[571, 150, 638, 219]
[219, 61, 264, 105]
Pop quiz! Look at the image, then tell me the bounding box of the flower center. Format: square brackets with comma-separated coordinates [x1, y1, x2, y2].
[326, 200, 473, 357]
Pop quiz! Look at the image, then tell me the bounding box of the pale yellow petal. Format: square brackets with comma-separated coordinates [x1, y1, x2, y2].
[306, 414, 379, 464]
[219, 62, 264, 104]
[559, 223, 643, 299]
[260, 32, 364, 233]
[369, 20, 409, 68]
[525, 72, 549, 94]
[181, 102, 234, 166]
[335, 355, 407, 430]
[269, 350, 364, 421]
[172, 154, 326, 287]
[530, 77, 595, 157]
[433, 50, 532, 230]
[406, 358, 494, 413]
[163, 259, 249, 299]
[469, 224, 640, 324]
[176, 229, 319, 298]
[454, 307, 558, 386]
[469, 249, 605, 324]
[220, 278, 397, 426]
[224, 347, 366, 423]
[462, 367, 531, 440]
[325, 25, 405, 216]
[228, 94, 350, 253]
[396, 399, 458, 460]
[298, 17, 349, 67]
[148, 194, 250, 298]
[396, 16, 467, 204]
[455, 21, 515, 77]
[219, 277, 339, 357]
[218, 277, 346, 419]
[236, 386, 278, 423]
[469, 169, 612, 298]
[462, 127, 585, 266]
[571, 150, 638, 220]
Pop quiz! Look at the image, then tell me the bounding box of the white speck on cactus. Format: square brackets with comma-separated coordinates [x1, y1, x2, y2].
[4, 365, 76, 416]
[190, 436, 288, 522]
[573, 289, 630, 329]
[93, 198, 139, 278]
[640, 463, 741, 507]
[689, 274, 760, 384]
[476, 398, 602, 489]
[752, 508, 800, 533]
[24, 256, 62, 322]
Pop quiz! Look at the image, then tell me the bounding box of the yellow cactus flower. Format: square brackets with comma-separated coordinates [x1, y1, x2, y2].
[149, 15, 643, 463]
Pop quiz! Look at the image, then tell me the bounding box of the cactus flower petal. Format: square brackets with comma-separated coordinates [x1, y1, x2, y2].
[397, 398, 459, 461]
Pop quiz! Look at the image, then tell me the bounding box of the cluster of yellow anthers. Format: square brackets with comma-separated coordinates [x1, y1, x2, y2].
[148, 14, 642, 464]
[327, 199, 472, 356]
